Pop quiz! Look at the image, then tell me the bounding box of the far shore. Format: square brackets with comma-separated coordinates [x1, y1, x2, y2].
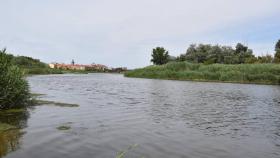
[124, 62, 280, 85]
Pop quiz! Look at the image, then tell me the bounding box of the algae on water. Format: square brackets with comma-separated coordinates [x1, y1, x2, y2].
[116, 144, 139, 158]
[57, 125, 71, 131]
[31, 93, 79, 107]
[0, 123, 17, 132]
[35, 100, 79, 107]
[56, 122, 73, 131]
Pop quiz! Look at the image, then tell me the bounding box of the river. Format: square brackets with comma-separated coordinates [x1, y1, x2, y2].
[1, 73, 280, 158]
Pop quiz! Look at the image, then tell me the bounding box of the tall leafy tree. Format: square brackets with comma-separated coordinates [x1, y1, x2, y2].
[235, 43, 248, 54]
[151, 47, 169, 65]
[274, 39, 280, 63]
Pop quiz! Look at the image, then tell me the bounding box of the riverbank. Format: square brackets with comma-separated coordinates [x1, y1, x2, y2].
[24, 68, 128, 75]
[124, 62, 280, 85]
[23, 67, 63, 75]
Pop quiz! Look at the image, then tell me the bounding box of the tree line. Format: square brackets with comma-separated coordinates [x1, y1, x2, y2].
[151, 39, 280, 65]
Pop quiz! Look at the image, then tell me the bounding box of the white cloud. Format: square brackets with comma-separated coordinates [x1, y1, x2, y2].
[0, 0, 280, 68]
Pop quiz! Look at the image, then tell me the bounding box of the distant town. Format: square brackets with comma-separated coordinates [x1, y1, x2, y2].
[49, 60, 127, 73]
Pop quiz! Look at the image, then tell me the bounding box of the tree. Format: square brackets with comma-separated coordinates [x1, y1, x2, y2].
[234, 43, 255, 64]
[256, 54, 273, 63]
[177, 43, 256, 64]
[275, 39, 280, 52]
[274, 40, 280, 63]
[151, 47, 169, 65]
[235, 43, 248, 54]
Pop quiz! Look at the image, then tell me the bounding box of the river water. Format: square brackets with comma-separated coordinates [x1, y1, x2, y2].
[1, 73, 280, 158]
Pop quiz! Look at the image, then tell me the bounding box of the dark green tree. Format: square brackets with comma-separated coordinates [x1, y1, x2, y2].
[274, 39, 280, 63]
[177, 43, 257, 64]
[235, 43, 248, 54]
[234, 43, 255, 64]
[151, 47, 169, 65]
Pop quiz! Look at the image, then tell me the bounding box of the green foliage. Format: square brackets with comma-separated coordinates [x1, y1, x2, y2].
[23, 67, 62, 75]
[151, 47, 169, 65]
[0, 51, 62, 75]
[275, 39, 280, 52]
[256, 55, 273, 64]
[125, 62, 280, 85]
[177, 43, 268, 64]
[235, 43, 248, 54]
[274, 39, 280, 63]
[12, 56, 47, 68]
[275, 52, 280, 63]
[0, 49, 31, 109]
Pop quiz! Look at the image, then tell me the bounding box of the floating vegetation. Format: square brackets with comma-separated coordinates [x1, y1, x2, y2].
[116, 144, 139, 158]
[34, 99, 79, 107]
[0, 123, 17, 132]
[57, 125, 71, 131]
[0, 109, 26, 115]
[30, 93, 79, 108]
[57, 122, 73, 131]
[31, 93, 46, 97]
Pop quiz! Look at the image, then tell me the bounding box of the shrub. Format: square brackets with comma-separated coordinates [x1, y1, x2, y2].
[0, 49, 31, 109]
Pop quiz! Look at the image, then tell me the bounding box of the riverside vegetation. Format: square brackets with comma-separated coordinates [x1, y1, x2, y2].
[3, 49, 62, 75]
[0, 48, 31, 110]
[0, 49, 31, 156]
[125, 40, 280, 85]
[0, 49, 78, 134]
[125, 62, 280, 85]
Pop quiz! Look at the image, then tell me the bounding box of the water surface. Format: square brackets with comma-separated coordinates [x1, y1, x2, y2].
[2, 73, 280, 158]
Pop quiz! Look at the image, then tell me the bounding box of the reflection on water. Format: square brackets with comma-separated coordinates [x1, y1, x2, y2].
[0, 109, 29, 158]
[0, 130, 22, 158]
[2, 74, 280, 158]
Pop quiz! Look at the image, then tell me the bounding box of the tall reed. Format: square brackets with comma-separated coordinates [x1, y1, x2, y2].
[0, 49, 30, 109]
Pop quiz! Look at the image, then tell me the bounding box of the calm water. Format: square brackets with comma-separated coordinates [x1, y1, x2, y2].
[1, 73, 280, 158]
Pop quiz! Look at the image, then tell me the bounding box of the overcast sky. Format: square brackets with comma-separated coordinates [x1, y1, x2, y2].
[1, 0, 280, 68]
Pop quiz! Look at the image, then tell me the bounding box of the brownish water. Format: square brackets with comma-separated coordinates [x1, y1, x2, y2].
[1, 73, 280, 158]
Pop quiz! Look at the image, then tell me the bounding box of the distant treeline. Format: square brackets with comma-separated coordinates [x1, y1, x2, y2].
[126, 40, 280, 85]
[151, 40, 280, 65]
[3, 51, 62, 74]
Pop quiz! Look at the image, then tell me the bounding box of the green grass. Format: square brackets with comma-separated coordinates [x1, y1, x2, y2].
[23, 67, 63, 75]
[125, 62, 280, 85]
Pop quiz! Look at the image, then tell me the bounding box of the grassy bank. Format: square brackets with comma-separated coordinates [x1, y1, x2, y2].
[23, 67, 63, 75]
[125, 62, 280, 85]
